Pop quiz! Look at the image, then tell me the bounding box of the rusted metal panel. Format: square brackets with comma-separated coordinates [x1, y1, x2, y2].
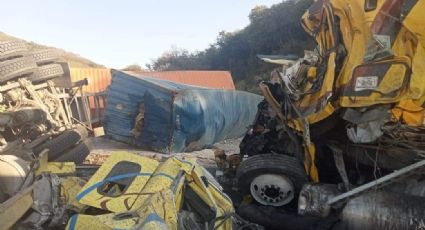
[69, 68, 111, 124]
[124, 70, 236, 89]
[71, 68, 236, 92]
[69, 68, 111, 93]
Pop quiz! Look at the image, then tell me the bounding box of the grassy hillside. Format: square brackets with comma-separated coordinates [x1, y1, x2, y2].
[0, 32, 104, 68]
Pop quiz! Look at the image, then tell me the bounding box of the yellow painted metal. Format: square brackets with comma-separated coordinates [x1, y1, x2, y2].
[66, 190, 176, 230]
[304, 143, 319, 183]
[259, 81, 321, 181]
[269, 0, 425, 182]
[76, 152, 159, 213]
[47, 162, 76, 174]
[0, 151, 81, 229]
[36, 151, 76, 175]
[191, 165, 234, 229]
[173, 172, 185, 211]
[296, 51, 337, 124]
[65, 212, 139, 230]
[299, 0, 425, 124]
[0, 185, 34, 230]
[67, 152, 234, 230]
[35, 151, 49, 176]
[339, 57, 411, 107]
[61, 177, 87, 212]
[129, 157, 182, 211]
[134, 189, 179, 230]
[392, 99, 425, 126]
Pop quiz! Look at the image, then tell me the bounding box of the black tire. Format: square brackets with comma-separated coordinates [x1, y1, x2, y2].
[33, 125, 88, 160]
[53, 140, 91, 164]
[237, 154, 308, 194]
[0, 56, 37, 83]
[30, 49, 60, 65]
[28, 64, 64, 83]
[0, 40, 27, 61]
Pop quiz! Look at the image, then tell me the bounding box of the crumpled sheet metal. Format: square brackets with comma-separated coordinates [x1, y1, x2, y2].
[66, 151, 234, 230]
[171, 89, 262, 152]
[104, 70, 262, 153]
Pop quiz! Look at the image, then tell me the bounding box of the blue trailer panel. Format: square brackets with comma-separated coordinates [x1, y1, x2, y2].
[104, 70, 262, 153]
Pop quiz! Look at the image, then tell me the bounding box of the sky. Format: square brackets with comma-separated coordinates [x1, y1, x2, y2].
[1, 0, 282, 69]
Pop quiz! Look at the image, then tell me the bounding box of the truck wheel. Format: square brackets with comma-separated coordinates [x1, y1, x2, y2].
[237, 154, 308, 207]
[33, 125, 88, 160]
[29, 49, 60, 65]
[53, 140, 91, 164]
[28, 64, 64, 83]
[0, 56, 37, 83]
[0, 40, 27, 61]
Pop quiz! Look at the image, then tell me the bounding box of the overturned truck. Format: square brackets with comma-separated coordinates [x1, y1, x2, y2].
[235, 0, 425, 229]
[0, 41, 93, 228]
[0, 40, 90, 165]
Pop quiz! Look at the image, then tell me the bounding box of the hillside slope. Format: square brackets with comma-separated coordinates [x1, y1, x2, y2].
[150, 0, 314, 92]
[0, 32, 104, 68]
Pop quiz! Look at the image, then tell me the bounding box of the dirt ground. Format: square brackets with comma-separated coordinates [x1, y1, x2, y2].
[84, 136, 241, 170]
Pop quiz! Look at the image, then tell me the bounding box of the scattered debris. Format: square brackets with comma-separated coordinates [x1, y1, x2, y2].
[67, 151, 237, 229]
[2, 1, 425, 229]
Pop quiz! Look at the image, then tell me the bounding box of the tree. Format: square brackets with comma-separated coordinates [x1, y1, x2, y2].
[149, 0, 314, 92]
[122, 64, 143, 71]
[249, 5, 268, 22]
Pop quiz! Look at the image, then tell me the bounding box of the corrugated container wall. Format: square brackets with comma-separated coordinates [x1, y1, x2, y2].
[124, 71, 235, 89]
[104, 70, 262, 153]
[70, 68, 112, 93]
[69, 68, 237, 126]
[70, 69, 236, 92]
[70, 68, 111, 124]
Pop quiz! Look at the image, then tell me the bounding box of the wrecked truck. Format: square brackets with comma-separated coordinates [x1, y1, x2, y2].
[0, 40, 95, 229]
[233, 0, 425, 229]
[0, 40, 91, 165]
[0, 41, 248, 229]
[0, 41, 256, 229]
[65, 152, 236, 230]
[0, 150, 242, 230]
[0, 40, 92, 207]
